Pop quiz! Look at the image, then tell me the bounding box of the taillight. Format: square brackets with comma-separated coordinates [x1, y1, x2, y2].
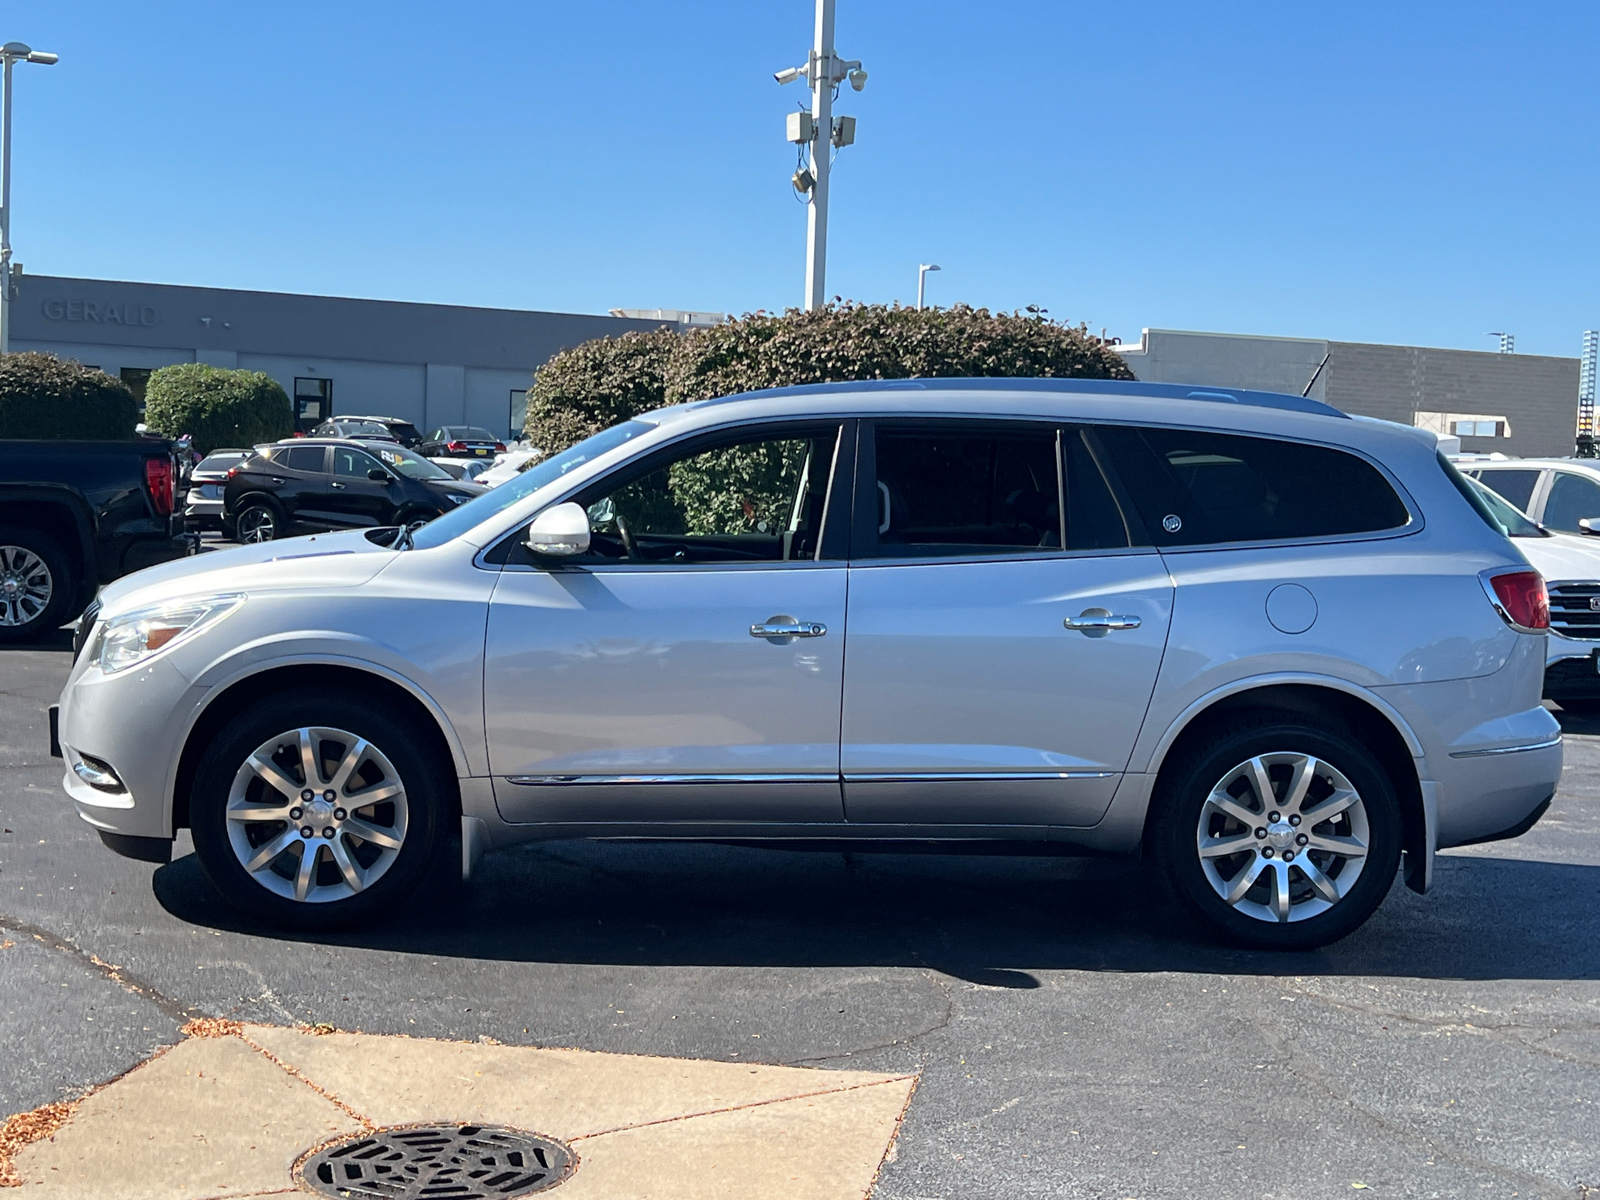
[446, 440, 467, 452]
[1484, 569, 1549, 631]
[493, 441, 506, 452]
[226, 466, 242, 479]
[144, 456, 174, 517]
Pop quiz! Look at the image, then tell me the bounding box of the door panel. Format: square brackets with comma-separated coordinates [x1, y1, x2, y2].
[841, 554, 1173, 826]
[486, 565, 847, 823]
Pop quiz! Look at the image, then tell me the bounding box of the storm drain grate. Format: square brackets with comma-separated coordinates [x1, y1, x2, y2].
[298, 1124, 575, 1198]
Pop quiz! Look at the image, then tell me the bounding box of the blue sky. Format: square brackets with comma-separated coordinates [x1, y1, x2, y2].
[7, 1, 1598, 357]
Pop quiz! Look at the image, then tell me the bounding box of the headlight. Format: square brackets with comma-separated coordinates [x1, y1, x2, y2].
[96, 595, 244, 674]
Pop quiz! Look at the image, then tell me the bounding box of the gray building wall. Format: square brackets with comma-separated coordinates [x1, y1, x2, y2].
[12, 275, 667, 439]
[1117, 328, 1581, 458]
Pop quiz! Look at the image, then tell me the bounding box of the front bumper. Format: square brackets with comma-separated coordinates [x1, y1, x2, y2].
[1544, 632, 1600, 699]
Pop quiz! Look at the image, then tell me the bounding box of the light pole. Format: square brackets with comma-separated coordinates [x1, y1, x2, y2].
[776, 0, 866, 311]
[916, 263, 940, 311]
[0, 40, 57, 355]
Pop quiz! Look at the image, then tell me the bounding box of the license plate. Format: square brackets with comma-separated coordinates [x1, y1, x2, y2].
[474, 448, 491, 457]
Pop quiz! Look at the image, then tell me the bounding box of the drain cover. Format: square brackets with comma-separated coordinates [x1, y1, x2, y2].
[299, 1124, 574, 1198]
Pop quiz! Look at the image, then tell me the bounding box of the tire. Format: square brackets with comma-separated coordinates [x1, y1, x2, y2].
[1557, 697, 1600, 716]
[188, 690, 451, 928]
[0, 525, 78, 644]
[233, 501, 282, 543]
[1148, 715, 1402, 950]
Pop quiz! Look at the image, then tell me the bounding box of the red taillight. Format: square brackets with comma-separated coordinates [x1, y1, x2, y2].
[1487, 569, 1549, 631]
[493, 441, 506, 452]
[446, 440, 467, 452]
[226, 466, 242, 480]
[144, 456, 174, 517]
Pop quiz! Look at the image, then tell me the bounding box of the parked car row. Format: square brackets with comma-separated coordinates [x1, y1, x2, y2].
[52, 379, 1561, 953]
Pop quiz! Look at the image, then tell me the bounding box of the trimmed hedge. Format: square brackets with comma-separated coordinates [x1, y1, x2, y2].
[142, 364, 293, 454]
[523, 303, 1134, 454]
[0, 352, 138, 440]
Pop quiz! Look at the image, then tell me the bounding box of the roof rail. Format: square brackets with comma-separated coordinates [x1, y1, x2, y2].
[682, 376, 1346, 419]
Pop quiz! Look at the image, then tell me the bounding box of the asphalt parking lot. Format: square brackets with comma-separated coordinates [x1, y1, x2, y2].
[4, 636, 1599, 1200]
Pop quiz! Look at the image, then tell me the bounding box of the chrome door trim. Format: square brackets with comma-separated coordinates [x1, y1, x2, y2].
[844, 770, 1118, 782]
[1448, 736, 1562, 759]
[504, 772, 835, 786]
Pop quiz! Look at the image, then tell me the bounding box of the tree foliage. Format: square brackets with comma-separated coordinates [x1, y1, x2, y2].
[0, 352, 138, 440]
[523, 327, 680, 456]
[142, 364, 293, 454]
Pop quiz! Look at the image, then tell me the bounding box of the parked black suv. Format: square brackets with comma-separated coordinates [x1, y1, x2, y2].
[0, 437, 198, 641]
[309, 419, 398, 442]
[327, 415, 423, 448]
[221, 439, 485, 542]
[418, 425, 504, 458]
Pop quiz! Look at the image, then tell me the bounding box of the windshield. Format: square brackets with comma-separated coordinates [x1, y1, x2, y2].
[1466, 473, 1546, 538]
[409, 420, 655, 549]
[371, 444, 452, 481]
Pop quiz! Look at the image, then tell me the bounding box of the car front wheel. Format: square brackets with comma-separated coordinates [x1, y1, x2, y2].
[1149, 716, 1402, 950]
[189, 691, 449, 927]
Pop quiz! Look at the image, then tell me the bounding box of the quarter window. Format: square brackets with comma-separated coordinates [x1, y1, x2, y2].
[1541, 472, 1600, 533]
[866, 424, 1061, 557]
[1094, 426, 1410, 546]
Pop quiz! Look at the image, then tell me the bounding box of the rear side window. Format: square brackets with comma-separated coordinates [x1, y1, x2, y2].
[279, 446, 327, 473]
[868, 424, 1061, 557]
[1094, 426, 1410, 547]
[1473, 468, 1540, 513]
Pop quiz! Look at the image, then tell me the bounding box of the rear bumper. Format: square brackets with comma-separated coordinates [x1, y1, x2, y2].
[118, 531, 200, 576]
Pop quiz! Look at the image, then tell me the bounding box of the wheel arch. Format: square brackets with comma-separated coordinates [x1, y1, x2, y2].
[170, 659, 467, 832]
[1142, 680, 1427, 875]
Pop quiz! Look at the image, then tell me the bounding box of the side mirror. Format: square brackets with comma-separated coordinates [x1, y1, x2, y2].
[525, 501, 590, 557]
[1580, 518, 1600, 536]
[368, 468, 391, 482]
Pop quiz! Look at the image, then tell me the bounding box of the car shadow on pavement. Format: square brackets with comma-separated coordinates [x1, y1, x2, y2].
[151, 837, 1600, 986]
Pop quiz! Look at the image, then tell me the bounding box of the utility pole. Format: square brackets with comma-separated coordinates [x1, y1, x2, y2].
[1579, 330, 1598, 457]
[0, 41, 57, 355]
[776, 0, 866, 311]
[1487, 331, 1515, 354]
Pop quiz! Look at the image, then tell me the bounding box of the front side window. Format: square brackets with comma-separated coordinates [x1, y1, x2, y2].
[333, 447, 383, 477]
[1541, 471, 1600, 533]
[866, 424, 1061, 557]
[572, 425, 841, 565]
[1094, 426, 1410, 547]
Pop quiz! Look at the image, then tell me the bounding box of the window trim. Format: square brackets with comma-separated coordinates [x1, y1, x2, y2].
[481, 417, 857, 572]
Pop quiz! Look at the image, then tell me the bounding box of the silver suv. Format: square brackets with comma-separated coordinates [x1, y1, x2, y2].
[54, 380, 1561, 949]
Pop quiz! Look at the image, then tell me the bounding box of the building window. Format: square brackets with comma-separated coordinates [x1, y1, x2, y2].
[120, 367, 153, 413]
[1414, 410, 1512, 439]
[294, 377, 332, 431]
[509, 389, 528, 442]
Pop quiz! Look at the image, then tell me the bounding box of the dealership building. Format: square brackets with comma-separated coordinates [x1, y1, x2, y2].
[12, 275, 674, 440]
[1116, 328, 1582, 458]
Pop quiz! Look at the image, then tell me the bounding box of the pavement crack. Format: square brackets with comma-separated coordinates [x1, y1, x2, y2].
[0, 911, 202, 1024]
[784, 969, 955, 1066]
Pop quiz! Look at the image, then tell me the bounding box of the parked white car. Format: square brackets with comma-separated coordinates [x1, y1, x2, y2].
[1462, 472, 1600, 713]
[475, 449, 543, 488]
[53, 380, 1561, 949]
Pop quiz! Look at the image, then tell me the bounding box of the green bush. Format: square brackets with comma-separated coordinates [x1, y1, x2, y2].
[0, 352, 138, 439]
[664, 302, 1134, 404]
[523, 327, 682, 454]
[142, 364, 293, 454]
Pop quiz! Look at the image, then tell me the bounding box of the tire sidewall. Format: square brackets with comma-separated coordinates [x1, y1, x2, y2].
[234, 500, 282, 543]
[0, 525, 77, 643]
[1152, 720, 1402, 950]
[189, 691, 449, 927]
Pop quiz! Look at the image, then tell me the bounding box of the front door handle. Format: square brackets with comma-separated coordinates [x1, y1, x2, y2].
[750, 615, 827, 643]
[330, 481, 346, 489]
[1064, 608, 1142, 638]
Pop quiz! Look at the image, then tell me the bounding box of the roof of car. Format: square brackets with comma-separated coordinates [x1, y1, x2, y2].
[1473, 458, 1591, 468]
[332, 415, 415, 424]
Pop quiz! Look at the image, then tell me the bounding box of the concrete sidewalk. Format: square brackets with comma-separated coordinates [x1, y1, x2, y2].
[6, 1021, 916, 1199]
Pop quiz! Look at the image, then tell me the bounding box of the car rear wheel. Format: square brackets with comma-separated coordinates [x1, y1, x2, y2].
[0, 526, 76, 643]
[1149, 716, 1402, 950]
[189, 691, 450, 928]
[234, 502, 281, 543]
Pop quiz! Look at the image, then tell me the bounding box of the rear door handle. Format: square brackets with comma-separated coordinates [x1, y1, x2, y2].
[750, 615, 827, 643]
[330, 481, 346, 489]
[1064, 608, 1142, 637]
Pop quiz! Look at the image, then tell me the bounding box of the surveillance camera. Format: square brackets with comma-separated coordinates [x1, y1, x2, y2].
[774, 65, 805, 85]
[849, 68, 867, 91]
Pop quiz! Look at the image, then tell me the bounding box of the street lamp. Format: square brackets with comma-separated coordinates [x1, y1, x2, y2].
[0, 40, 58, 355]
[916, 263, 940, 311]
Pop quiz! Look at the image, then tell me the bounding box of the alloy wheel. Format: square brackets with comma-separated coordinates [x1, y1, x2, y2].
[1195, 751, 1370, 924]
[237, 506, 278, 543]
[224, 726, 409, 904]
[0, 544, 53, 628]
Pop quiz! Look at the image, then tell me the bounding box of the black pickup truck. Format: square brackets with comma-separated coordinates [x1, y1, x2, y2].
[0, 438, 199, 642]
